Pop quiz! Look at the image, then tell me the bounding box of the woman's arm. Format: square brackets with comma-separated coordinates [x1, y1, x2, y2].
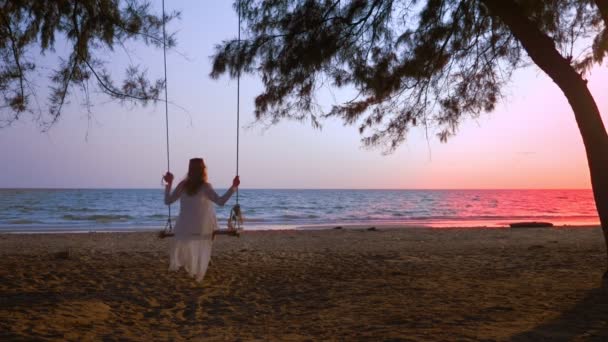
[203, 183, 237, 206]
[164, 180, 184, 205]
[204, 176, 240, 206]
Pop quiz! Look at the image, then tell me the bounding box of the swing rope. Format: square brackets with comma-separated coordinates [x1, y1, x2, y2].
[219, 1, 244, 237]
[235, 1, 241, 205]
[162, 0, 173, 234]
[226, 1, 244, 236]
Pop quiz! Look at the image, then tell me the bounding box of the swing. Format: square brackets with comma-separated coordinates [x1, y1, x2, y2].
[158, 0, 244, 239]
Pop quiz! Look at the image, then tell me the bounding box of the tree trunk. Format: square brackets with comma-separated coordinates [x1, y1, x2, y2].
[481, 0, 608, 279]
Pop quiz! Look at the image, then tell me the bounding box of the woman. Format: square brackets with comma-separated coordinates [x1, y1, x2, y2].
[163, 158, 240, 282]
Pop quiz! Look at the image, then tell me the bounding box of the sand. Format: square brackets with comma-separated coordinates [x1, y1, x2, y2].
[1, 227, 607, 341]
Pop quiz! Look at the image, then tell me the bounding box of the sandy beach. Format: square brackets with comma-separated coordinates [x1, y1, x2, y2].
[1, 227, 607, 341]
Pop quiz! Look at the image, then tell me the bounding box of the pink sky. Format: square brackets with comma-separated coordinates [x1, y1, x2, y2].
[417, 66, 608, 190]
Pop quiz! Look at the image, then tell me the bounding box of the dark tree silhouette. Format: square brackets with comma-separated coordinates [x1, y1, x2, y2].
[211, 0, 608, 277]
[0, 0, 178, 128]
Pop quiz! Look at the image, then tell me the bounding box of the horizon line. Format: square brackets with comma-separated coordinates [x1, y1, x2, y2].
[0, 187, 594, 191]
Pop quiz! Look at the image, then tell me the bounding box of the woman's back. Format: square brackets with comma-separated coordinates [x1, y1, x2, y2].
[174, 184, 219, 240]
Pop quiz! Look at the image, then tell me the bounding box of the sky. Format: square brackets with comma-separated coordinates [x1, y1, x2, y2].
[0, 1, 607, 190]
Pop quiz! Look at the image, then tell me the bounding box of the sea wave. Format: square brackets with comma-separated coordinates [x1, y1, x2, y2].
[58, 206, 98, 212]
[243, 218, 266, 223]
[5, 219, 44, 225]
[62, 214, 133, 222]
[278, 214, 320, 220]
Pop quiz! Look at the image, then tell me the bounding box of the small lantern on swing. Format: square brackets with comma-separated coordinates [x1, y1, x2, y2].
[228, 203, 244, 236]
[213, 203, 243, 238]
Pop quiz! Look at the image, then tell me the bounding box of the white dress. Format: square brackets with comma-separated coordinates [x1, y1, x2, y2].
[165, 183, 235, 282]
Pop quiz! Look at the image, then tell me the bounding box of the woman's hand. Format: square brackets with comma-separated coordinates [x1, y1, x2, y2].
[163, 172, 174, 184]
[232, 176, 240, 188]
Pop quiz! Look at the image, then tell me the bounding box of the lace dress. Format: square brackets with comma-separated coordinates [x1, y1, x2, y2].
[165, 183, 235, 282]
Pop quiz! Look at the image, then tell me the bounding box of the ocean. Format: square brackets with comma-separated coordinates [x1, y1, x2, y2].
[0, 189, 599, 232]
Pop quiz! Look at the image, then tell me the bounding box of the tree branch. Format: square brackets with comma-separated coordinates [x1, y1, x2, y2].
[1, 13, 26, 109]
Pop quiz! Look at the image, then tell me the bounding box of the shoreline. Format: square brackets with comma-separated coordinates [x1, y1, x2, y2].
[0, 219, 601, 234]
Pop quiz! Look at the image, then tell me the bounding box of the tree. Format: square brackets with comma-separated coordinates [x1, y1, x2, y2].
[0, 0, 177, 128]
[211, 0, 608, 277]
